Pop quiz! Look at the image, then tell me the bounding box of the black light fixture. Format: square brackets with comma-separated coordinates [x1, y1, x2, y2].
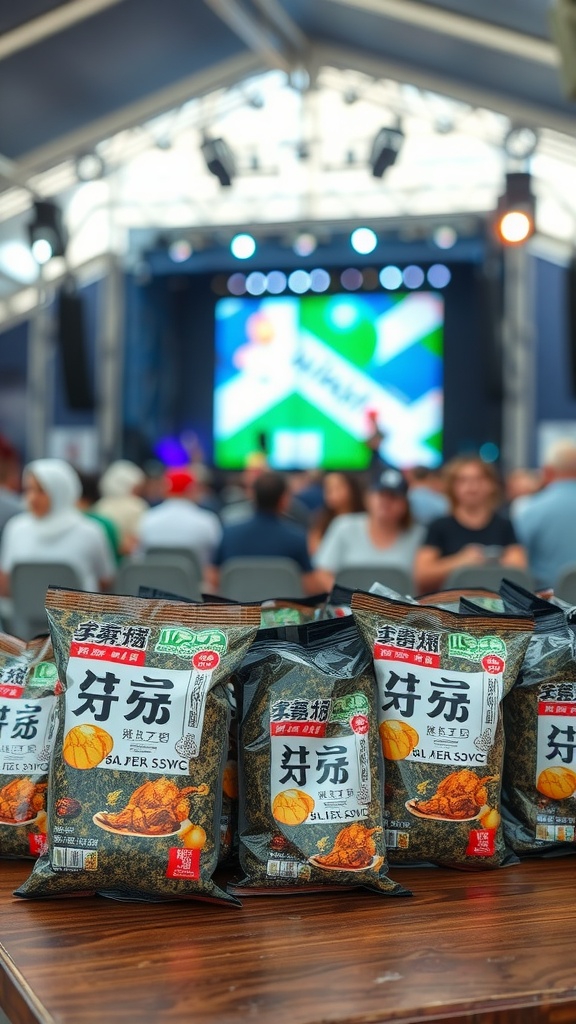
[27, 200, 67, 263]
[369, 125, 404, 178]
[494, 172, 536, 246]
[201, 136, 236, 187]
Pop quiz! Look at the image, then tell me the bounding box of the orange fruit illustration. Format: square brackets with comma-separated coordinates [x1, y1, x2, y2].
[536, 766, 576, 801]
[379, 719, 419, 760]
[272, 788, 315, 826]
[62, 724, 114, 770]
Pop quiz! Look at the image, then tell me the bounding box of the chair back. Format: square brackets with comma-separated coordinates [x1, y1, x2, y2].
[444, 565, 535, 593]
[219, 557, 304, 601]
[335, 565, 412, 596]
[10, 562, 84, 640]
[113, 556, 202, 601]
[143, 546, 203, 580]
[554, 564, 576, 605]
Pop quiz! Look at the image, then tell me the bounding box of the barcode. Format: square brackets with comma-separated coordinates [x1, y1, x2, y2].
[266, 858, 300, 879]
[385, 829, 410, 850]
[52, 847, 98, 871]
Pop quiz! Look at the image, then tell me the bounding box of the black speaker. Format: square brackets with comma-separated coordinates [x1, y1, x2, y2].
[56, 288, 95, 410]
[567, 257, 576, 394]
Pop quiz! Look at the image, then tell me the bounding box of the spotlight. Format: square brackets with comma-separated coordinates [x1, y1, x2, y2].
[75, 152, 106, 181]
[27, 200, 67, 263]
[369, 125, 404, 178]
[230, 233, 256, 259]
[351, 227, 377, 254]
[201, 136, 236, 187]
[503, 126, 539, 160]
[494, 172, 535, 246]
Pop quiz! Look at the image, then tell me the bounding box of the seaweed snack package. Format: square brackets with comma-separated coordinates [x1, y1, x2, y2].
[498, 580, 576, 855]
[231, 616, 408, 897]
[16, 589, 260, 904]
[259, 595, 327, 628]
[351, 591, 533, 868]
[0, 632, 59, 859]
[418, 589, 504, 613]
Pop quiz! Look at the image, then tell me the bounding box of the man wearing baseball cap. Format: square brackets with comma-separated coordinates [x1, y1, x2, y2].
[313, 467, 425, 592]
[137, 466, 222, 570]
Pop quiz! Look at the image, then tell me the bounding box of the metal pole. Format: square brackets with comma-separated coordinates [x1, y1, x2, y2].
[500, 245, 535, 473]
[97, 252, 124, 468]
[25, 273, 53, 461]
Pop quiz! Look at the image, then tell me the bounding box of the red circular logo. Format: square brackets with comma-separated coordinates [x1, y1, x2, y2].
[481, 654, 505, 674]
[351, 713, 369, 735]
[192, 650, 220, 671]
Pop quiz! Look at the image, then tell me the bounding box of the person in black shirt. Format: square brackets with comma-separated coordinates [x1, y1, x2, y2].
[413, 455, 527, 594]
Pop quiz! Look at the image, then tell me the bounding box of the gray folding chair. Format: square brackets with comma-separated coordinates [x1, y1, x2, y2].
[113, 556, 202, 601]
[10, 562, 84, 640]
[218, 557, 304, 601]
[143, 546, 203, 582]
[554, 564, 576, 605]
[335, 565, 413, 596]
[444, 565, 535, 593]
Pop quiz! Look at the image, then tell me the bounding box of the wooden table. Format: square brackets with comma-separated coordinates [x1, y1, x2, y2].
[1, 857, 575, 1024]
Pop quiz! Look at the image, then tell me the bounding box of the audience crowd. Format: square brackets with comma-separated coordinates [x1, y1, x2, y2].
[1, 433, 576, 613]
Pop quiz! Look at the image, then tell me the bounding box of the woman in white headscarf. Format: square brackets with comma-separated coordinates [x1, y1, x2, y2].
[92, 459, 148, 554]
[0, 459, 115, 595]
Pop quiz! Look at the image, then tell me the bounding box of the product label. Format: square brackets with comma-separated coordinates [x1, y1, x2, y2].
[270, 693, 371, 826]
[0, 696, 58, 773]
[374, 651, 503, 766]
[155, 627, 228, 660]
[0, 659, 29, 699]
[64, 655, 214, 775]
[535, 683, 576, 842]
[166, 846, 200, 880]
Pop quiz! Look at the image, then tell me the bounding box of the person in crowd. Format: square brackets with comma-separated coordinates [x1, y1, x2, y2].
[312, 467, 424, 591]
[406, 465, 450, 525]
[0, 459, 115, 595]
[0, 436, 22, 542]
[92, 459, 148, 555]
[137, 466, 222, 571]
[207, 470, 325, 594]
[504, 466, 543, 520]
[512, 439, 576, 589]
[413, 454, 527, 594]
[76, 471, 122, 564]
[308, 471, 366, 555]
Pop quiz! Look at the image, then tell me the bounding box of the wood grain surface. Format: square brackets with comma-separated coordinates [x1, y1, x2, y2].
[1, 858, 576, 1024]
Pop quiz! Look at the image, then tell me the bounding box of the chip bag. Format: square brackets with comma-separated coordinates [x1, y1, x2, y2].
[0, 632, 59, 858]
[231, 616, 408, 896]
[351, 591, 533, 868]
[498, 579, 576, 856]
[16, 589, 260, 903]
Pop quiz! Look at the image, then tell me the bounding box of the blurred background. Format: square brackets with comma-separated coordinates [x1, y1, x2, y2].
[1, 0, 576, 475]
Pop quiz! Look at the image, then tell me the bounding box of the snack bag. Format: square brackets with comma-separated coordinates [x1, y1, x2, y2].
[351, 591, 533, 868]
[0, 632, 59, 858]
[15, 589, 260, 903]
[231, 616, 408, 897]
[498, 580, 576, 855]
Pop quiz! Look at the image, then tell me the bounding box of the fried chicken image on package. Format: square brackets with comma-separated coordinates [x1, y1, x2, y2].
[0, 778, 47, 823]
[412, 768, 498, 820]
[97, 778, 208, 835]
[313, 823, 382, 870]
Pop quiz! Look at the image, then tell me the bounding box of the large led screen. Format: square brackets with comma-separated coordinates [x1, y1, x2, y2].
[213, 291, 443, 470]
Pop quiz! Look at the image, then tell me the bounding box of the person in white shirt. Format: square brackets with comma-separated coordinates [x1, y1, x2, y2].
[0, 458, 115, 595]
[137, 467, 222, 570]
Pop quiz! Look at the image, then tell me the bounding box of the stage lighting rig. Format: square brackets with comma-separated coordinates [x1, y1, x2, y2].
[27, 200, 67, 263]
[369, 124, 404, 178]
[201, 136, 236, 187]
[494, 172, 536, 246]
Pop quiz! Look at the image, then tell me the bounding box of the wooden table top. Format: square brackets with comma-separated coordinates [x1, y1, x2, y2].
[1, 857, 575, 1024]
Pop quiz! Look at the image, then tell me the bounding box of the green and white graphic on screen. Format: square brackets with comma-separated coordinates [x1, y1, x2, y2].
[213, 291, 444, 469]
